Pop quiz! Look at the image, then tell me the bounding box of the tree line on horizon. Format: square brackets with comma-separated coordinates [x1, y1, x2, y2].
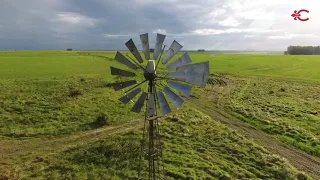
[285, 45, 320, 55]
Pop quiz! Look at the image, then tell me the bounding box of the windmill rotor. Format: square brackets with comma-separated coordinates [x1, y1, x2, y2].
[109, 33, 210, 180]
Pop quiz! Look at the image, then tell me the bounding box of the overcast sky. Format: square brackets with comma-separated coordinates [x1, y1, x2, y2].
[0, 0, 319, 51]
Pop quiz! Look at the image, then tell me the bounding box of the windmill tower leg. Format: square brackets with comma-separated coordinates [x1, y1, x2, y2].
[147, 80, 157, 180]
[138, 78, 162, 180]
[149, 119, 155, 179]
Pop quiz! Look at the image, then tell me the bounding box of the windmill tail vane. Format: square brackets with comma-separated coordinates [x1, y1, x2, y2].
[110, 33, 210, 180]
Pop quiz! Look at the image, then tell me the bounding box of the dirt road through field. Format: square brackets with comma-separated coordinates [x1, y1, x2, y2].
[0, 119, 143, 177]
[188, 98, 320, 179]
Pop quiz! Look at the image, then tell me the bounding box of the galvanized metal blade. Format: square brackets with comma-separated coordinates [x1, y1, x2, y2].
[110, 66, 135, 77]
[146, 93, 156, 117]
[163, 87, 184, 109]
[169, 71, 184, 80]
[131, 92, 148, 113]
[162, 40, 183, 64]
[157, 91, 171, 115]
[112, 80, 137, 91]
[114, 51, 138, 70]
[154, 33, 166, 60]
[169, 61, 210, 87]
[168, 81, 192, 97]
[140, 33, 150, 60]
[125, 39, 143, 63]
[118, 88, 141, 104]
[167, 52, 192, 70]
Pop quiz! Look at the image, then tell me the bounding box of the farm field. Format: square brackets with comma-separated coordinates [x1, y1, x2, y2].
[0, 51, 319, 179]
[198, 76, 320, 156]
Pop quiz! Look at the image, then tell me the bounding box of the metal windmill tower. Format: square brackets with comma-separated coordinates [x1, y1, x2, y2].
[109, 33, 210, 180]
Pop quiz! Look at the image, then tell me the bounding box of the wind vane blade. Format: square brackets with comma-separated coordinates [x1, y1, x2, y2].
[114, 51, 138, 70]
[112, 80, 137, 91]
[169, 61, 210, 87]
[163, 87, 184, 108]
[154, 33, 166, 60]
[110, 67, 136, 77]
[125, 39, 143, 63]
[162, 40, 183, 64]
[168, 81, 192, 97]
[119, 88, 141, 104]
[140, 33, 150, 60]
[157, 91, 171, 115]
[167, 52, 192, 70]
[131, 92, 148, 113]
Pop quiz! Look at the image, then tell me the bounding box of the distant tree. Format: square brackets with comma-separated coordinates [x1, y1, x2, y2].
[314, 46, 320, 55]
[286, 45, 318, 55]
[150, 48, 154, 52]
[67, 48, 72, 51]
[284, 51, 288, 55]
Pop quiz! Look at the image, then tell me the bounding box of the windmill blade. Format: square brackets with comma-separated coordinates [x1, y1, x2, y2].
[114, 51, 138, 70]
[131, 92, 148, 113]
[125, 39, 143, 63]
[146, 93, 156, 117]
[162, 40, 183, 64]
[154, 33, 166, 60]
[112, 80, 137, 91]
[163, 87, 184, 109]
[110, 67, 135, 77]
[140, 33, 150, 60]
[118, 88, 141, 104]
[167, 52, 192, 70]
[169, 61, 210, 87]
[168, 81, 192, 97]
[157, 91, 171, 115]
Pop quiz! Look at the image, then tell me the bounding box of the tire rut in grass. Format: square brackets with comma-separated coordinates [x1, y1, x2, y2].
[187, 97, 320, 179]
[0, 120, 143, 171]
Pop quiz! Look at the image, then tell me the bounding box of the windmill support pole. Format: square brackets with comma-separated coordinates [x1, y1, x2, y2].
[147, 77, 157, 180]
[149, 119, 155, 180]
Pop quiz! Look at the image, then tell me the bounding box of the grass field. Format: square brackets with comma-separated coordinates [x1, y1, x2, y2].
[0, 51, 319, 179]
[15, 108, 306, 179]
[1, 51, 320, 81]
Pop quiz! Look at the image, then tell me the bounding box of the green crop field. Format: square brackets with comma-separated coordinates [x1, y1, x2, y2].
[0, 51, 319, 179]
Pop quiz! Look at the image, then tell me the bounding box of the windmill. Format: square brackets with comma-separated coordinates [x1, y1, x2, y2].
[110, 33, 210, 180]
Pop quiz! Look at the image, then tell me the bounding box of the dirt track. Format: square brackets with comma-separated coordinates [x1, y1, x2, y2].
[188, 98, 320, 179]
[0, 119, 143, 177]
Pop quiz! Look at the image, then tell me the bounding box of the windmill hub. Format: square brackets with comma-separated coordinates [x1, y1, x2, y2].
[144, 60, 156, 81]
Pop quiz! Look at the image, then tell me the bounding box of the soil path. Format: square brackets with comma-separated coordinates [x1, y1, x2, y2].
[188, 98, 320, 179]
[0, 119, 143, 176]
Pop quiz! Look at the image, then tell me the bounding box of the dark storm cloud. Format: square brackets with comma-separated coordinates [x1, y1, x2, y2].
[0, 0, 319, 50]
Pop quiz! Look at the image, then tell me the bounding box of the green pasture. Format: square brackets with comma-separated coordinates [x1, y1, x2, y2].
[0, 50, 318, 179]
[1, 51, 320, 82]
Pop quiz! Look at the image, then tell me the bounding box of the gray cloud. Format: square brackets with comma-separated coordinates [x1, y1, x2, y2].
[0, 0, 319, 50]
